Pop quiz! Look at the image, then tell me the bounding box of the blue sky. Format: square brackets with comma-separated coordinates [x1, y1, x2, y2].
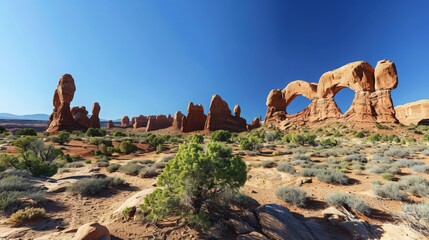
[0, 1, 428, 121]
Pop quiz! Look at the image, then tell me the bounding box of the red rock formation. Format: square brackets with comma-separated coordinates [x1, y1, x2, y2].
[172, 111, 184, 129]
[264, 59, 399, 129]
[146, 115, 172, 131]
[395, 100, 429, 125]
[71, 106, 91, 129]
[205, 95, 247, 132]
[47, 74, 83, 133]
[121, 116, 130, 127]
[248, 117, 261, 130]
[132, 115, 148, 129]
[90, 102, 101, 128]
[107, 120, 115, 129]
[181, 102, 207, 132]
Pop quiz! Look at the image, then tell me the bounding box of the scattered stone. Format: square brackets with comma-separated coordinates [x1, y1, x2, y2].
[73, 222, 110, 240]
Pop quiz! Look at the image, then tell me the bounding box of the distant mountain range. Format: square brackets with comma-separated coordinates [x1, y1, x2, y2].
[0, 113, 50, 121]
[0, 113, 115, 122]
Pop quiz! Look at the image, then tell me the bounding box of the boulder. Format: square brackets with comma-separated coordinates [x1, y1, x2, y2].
[395, 100, 429, 125]
[89, 102, 101, 128]
[374, 59, 398, 90]
[256, 204, 315, 240]
[73, 222, 110, 240]
[71, 106, 91, 129]
[205, 95, 247, 132]
[234, 105, 241, 117]
[227, 215, 255, 234]
[181, 102, 207, 132]
[120, 116, 130, 127]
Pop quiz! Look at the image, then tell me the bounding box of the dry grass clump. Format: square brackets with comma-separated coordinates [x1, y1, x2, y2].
[275, 187, 307, 207]
[9, 207, 45, 223]
[326, 193, 371, 214]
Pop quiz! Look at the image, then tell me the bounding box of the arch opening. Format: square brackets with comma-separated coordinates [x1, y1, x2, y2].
[333, 87, 355, 114]
[286, 95, 312, 114]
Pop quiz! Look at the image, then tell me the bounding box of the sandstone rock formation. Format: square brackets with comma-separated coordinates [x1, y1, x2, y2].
[89, 102, 101, 128]
[132, 115, 148, 129]
[182, 102, 207, 132]
[146, 115, 173, 131]
[172, 111, 184, 129]
[248, 117, 261, 130]
[265, 59, 399, 128]
[107, 120, 115, 129]
[395, 100, 429, 125]
[205, 95, 247, 132]
[120, 116, 130, 127]
[47, 74, 101, 134]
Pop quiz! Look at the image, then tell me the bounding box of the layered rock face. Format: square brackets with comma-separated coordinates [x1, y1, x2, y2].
[46, 74, 101, 134]
[265, 60, 399, 128]
[121, 116, 130, 127]
[182, 102, 207, 132]
[205, 95, 247, 132]
[248, 117, 261, 130]
[146, 115, 173, 131]
[395, 100, 429, 125]
[132, 115, 148, 129]
[172, 111, 184, 129]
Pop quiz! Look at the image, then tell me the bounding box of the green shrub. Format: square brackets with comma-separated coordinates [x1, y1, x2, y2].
[113, 131, 127, 137]
[10, 207, 45, 223]
[275, 187, 307, 207]
[355, 131, 365, 138]
[211, 130, 232, 142]
[239, 137, 260, 151]
[264, 130, 281, 142]
[66, 162, 84, 168]
[85, 128, 106, 137]
[141, 142, 246, 228]
[376, 123, 390, 130]
[51, 131, 70, 145]
[368, 133, 381, 142]
[119, 140, 138, 154]
[319, 138, 338, 147]
[11, 138, 60, 177]
[276, 162, 296, 174]
[120, 163, 142, 176]
[258, 160, 276, 168]
[411, 165, 429, 173]
[15, 128, 37, 136]
[380, 173, 394, 181]
[67, 177, 125, 196]
[326, 193, 371, 214]
[188, 134, 204, 143]
[0, 126, 7, 134]
[89, 137, 112, 147]
[156, 144, 164, 153]
[0, 175, 45, 212]
[371, 181, 407, 200]
[107, 164, 121, 173]
[423, 134, 429, 141]
[316, 169, 349, 184]
[283, 133, 316, 146]
[402, 203, 429, 229]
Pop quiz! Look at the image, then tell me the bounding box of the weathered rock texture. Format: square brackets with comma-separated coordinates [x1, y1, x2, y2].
[205, 95, 247, 132]
[248, 117, 261, 130]
[181, 102, 207, 132]
[120, 116, 130, 127]
[265, 60, 399, 128]
[46, 74, 101, 134]
[172, 111, 184, 129]
[107, 120, 115, 129]
[132, 115, 148, 129]
[146, 115, 173, 131]
[395, 100, 429, 125]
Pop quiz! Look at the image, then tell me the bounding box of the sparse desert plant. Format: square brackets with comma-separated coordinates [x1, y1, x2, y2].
[119, 140, 138, 154]
[51, 131, 71, 145]
[9, 207, 45, 223]
[107, 164, 121, 173]
[315, 169, 349, 184]
[402, 203, 429, 232]
[398, 176, 429, 197]
[211, 130, 232, 142]
[84, 159, 91, 164]
[395, 159, 424, 168]
[0, 175, 45, 212]
[15, 128, 37, 136]
[113, 131, 127, 137]
[384, 148, 410, 158]
[380, 173, 394, 181]
[66, 162, 84, 168]
[240, 136, 260, 151]
[275, 187, 307, 207]
[119, 163, 143, 176]
[411, 165, 429, 173]
[264, 130, 281, 142]
[422, 150, 429, 156]
[85, 128, 106, 137]
[283, 133, 316, 146]
[366, 163, 401, 175]
[276, 162, 296, 174]
[188, 134, 204, 143]
[319, 138, 338, 147]
[355, 131, 366, 138]
[371, 181, 407, 200]
[97, 161, 109, 167]
[343, 154, 367, 163]
[156, 144, 164, 153]
[368, 133, 381, 142]
[89, 137, 112, 146]
[141, 142, 246, 228]
[258, 160, 276, 168]
[67, 177, 125, 196]
[326, 193, 371, 214]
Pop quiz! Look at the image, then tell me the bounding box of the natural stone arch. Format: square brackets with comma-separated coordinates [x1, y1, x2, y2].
[282, 80, 317, 114]
[317, 61, 375, 98]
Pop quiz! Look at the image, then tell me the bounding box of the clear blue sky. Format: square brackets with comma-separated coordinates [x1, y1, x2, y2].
[1, 1, 428, 121]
